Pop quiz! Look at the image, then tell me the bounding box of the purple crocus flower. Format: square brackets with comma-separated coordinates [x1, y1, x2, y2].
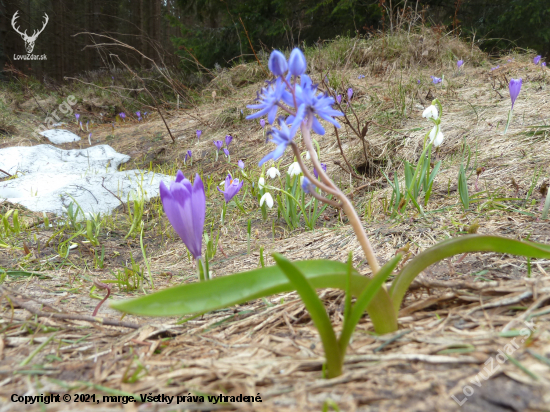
[218, 173, 243, 203]
[213, 140, 223, 151]
[238, 160, 245, 169]
[225, 134, 233, 147]
[313, 163, 327, 179]
[185, 150, 192, 161]
[358, 75, 365, 79]
[417, 80, 421, 84]
[534, 55, 542, 65]
[457, 60, 464, 68]
[159, 171, 205, 259]
[543, 62, 547, 67]
[136, 111, 141, 118]
[119, 112, 126, 119]
[260, 119, 266, 128]
[196, 130, 202, 140]
[347, 88, 353, 100]
[509, 78, 522, 109]
[431, 76, 442, 84]
[75, 113, 80, 121]
[223, 148, 229, 157]
[336, 95, 342, 104]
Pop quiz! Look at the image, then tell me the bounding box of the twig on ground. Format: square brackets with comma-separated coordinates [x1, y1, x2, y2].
[101, 177, 127, 214]
[1, 287, 139, 329]
[92, 279, 112, 317]
[333, 126, 362, 180]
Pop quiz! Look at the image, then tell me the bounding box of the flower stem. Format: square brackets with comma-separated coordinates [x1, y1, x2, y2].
[504, 108, 513, 134]
[300, 123, 380, 273]
[196, 257, 205, 282]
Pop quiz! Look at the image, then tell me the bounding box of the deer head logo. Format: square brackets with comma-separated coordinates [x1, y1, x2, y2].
[11, 11, 49, 54]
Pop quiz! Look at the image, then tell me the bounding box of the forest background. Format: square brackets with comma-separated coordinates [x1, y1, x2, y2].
[0, 0, 549, 83]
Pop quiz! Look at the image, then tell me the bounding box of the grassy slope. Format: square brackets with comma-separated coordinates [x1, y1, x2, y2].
[0, 28, 550, 411]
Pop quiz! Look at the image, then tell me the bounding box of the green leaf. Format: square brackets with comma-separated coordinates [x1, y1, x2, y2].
[389, 235, 550, 313]
[0, 269, 50, 280]
[272, 253, 342, 378]
[339, 254, 401, 350]
[110, 260, 368, 317]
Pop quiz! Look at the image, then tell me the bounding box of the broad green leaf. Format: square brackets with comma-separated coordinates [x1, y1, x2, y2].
[273, 253, 341, 378]
[390, 235, 550, 312]
[110, 260, 368, 317]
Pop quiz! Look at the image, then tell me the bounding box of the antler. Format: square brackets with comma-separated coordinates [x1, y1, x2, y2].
[28, 13, 48, 41]
[11, 10, 28, 39]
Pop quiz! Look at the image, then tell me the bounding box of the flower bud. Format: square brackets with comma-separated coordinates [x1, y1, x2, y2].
[268, 50, 288, 76]
[288, 48, 307, 76]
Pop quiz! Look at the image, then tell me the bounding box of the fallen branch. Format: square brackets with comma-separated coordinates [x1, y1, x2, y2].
[0, 168, 12, 177]
[101, 177, 127, 214]
[2, 287, 140, 329]
[333, 126, 362, 180]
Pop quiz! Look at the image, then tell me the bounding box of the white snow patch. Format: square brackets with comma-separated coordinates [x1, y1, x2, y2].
[40, 129, 81, 144]
[0, 144, 172, 217]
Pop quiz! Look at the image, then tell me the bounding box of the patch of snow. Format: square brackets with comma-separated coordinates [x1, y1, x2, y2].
[0, 144, 172, 218]
[40, 129, 81, 144]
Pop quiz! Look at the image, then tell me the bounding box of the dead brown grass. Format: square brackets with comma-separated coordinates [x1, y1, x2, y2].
[1, 29, 550, 411]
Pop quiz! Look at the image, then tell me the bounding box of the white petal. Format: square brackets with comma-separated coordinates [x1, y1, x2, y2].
[288, 162, 301, 176]
[258, 177, 265, 189]
[429, 126, 444, 147]
[260, 192, 274, 208]
[267, 167, 280, 179]
[422, 105, 439, 120]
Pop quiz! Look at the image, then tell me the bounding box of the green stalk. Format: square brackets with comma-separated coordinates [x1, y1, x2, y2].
[196, 257, 205, 282]
[542, 187, 550, 219]
[504, 108, 513, 134]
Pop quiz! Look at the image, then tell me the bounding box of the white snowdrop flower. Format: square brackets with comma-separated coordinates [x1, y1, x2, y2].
[266, 167, 280, 179]
[422, 105, 439, 120]
[258, 177, 266, 190]
[287, 162, 301, 177]
[260, 192, 274, 208]
[429, 126, 444, 148]
[305, 151, 318, 160]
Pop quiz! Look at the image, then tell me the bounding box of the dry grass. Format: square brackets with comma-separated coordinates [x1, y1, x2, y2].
[1, 29, 550, 411]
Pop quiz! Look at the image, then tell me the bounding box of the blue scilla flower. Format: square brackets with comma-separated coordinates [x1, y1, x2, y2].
[283, 75, 343, 135]
[246, 78, 286, 125]
[288, 48, 307, 76]
[268, 50, 288, 76]
[259, 119, 296, 166]
[301, 176, 314, 194]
